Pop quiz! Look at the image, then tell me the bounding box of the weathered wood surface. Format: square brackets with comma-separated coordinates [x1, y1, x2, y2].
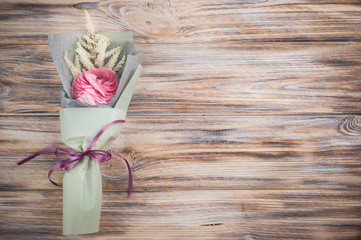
[1, 43, 361, 115]
[1, 115, 361, 190]
[1, 190, 361, 239]
[1, 0, 361, 44]
[1, 0, 361, 239]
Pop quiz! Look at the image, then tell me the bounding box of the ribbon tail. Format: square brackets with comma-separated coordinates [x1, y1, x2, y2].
[111, 153, 132, 197]
[123, 158, 133, 198]
[48, 161, 63, 187]
[17, 147, 59, 165]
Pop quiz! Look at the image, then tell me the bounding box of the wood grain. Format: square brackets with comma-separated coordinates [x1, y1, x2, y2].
[1, 1, 361, 239]
[1, 115, 360, 190]
[1, 43, 361, 115]
[0, 0, 361, 45]
[1, 190, 361, 239]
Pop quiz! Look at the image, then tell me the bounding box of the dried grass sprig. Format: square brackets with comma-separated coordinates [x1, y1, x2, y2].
[64, 49, 81, 77]
[64, 9, 126, 77]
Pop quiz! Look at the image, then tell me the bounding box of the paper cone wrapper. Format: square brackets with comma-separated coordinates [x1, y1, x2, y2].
[60, 65, 142, 235]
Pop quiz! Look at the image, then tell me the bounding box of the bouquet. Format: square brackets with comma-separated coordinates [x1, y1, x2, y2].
[18, 10, 143, 235]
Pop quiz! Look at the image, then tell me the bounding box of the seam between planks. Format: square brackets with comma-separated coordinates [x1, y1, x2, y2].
[1, 41, 361, 46]
[1, 114, 361, 118]
[1, 188, 361, 192]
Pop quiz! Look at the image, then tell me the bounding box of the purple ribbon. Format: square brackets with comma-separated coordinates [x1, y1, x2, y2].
[17, 119, 132, 197]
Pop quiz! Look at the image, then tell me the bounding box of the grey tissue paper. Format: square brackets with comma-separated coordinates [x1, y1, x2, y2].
[48, 31, 143, 108]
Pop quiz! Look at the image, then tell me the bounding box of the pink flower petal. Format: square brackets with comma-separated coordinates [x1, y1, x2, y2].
[72, 68, 118, 105]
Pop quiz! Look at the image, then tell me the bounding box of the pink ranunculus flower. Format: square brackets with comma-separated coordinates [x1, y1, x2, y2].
[72, 68, 118, 105]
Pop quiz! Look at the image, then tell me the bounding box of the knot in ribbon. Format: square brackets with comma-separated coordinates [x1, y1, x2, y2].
[17, 119, 132, 197]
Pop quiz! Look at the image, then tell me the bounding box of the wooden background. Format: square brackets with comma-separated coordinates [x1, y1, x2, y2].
[1, 0, 361, 239]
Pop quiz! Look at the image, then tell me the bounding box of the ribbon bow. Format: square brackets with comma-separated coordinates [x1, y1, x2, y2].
[17, 119, 132, 197]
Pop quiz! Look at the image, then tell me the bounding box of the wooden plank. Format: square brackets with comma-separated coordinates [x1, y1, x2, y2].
[0, 0, 361, 44]
[0, 189, 360, 239]
[1, 43, 361, 115]
[1, 115, 360, 190]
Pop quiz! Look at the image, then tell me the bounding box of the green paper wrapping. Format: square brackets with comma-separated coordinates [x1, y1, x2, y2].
[60, 64, 142, 235]
[48, 30, 143, 235]
[60, 108, 122, 235]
